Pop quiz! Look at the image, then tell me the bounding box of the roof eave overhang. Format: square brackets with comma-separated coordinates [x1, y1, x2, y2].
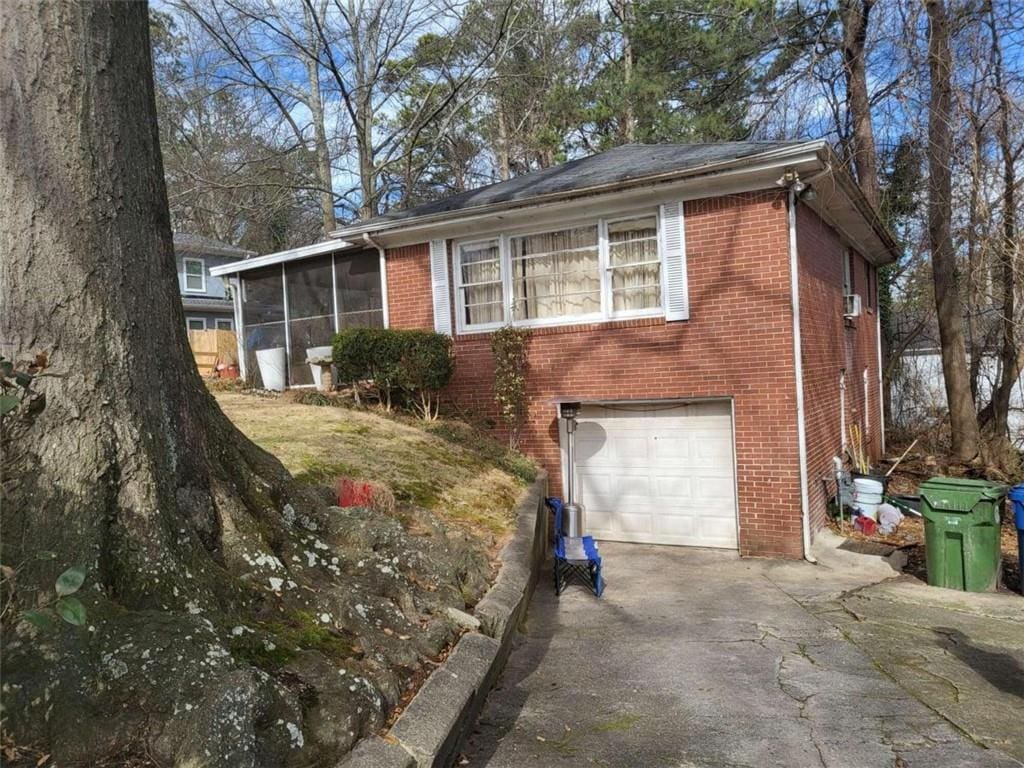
[805, 146, 901, 266]
[328, 141, 900, 266]
[208, 239, 361, 277]
[329, 142, 831, 242]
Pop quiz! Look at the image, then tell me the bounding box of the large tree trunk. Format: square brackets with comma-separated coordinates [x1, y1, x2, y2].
[0, 3, 481, 764]
[925, 0, 981, 461]
[304, 3, 337, 236]
[612, 0, 636, 144]
[840, 0, 880, 208]
[983, 3, 1020, 437]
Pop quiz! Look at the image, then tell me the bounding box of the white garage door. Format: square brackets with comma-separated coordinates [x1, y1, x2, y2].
[565, 401, 738, 548]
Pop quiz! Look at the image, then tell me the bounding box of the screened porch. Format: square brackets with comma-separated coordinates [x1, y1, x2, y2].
[228, 246, 384, 388]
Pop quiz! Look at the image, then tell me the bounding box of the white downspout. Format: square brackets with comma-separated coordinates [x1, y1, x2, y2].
[788, 187, 816, 563]
[231, 276, 246, 380]
[876, 313, 886, 454]
[363, 233, 389, 328]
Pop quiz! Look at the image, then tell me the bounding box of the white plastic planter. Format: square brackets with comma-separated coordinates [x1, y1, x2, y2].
[306, 345, 334, 390]
[255, 347, 287, 391]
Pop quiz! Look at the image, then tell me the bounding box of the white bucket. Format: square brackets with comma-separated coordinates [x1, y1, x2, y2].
[856, 502, 880, 521]
[853, 478, 884, 521]
[306, 346, 334, 390]
[255, 346, 287, 391]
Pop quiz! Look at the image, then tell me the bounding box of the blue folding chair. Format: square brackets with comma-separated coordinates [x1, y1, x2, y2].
[546, 497, 604, 597]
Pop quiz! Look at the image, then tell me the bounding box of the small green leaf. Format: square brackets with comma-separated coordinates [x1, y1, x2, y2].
[0, 360, 13, 377]
[35, 550, 57, 561]
[55, 596, 86, 626]
[14, 371, 32, 388]
[23, 610, 55, 631]
[0, 395, 18, 416]
[55, 566, 87, 596]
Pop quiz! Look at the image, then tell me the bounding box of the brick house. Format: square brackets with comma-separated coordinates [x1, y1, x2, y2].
[213, 142, 897, 558]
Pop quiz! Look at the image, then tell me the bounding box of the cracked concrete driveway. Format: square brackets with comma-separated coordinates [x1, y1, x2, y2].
[461, 543, 1022, 768]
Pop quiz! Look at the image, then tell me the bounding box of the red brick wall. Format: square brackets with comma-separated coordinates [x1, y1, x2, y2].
[385, 244, 434, 330]
[385, 191, 808, 557]
[796, 204, 883, 534]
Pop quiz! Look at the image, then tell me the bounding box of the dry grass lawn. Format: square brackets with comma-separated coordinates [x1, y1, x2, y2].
[215, 392, 533, 541]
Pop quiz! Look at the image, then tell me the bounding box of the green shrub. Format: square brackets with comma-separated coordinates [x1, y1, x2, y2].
[398, 331, 453, 420]
[333, 328, 453, 417]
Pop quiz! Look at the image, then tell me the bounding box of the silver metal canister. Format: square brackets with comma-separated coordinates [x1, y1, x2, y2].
[562, 502, 585, 538]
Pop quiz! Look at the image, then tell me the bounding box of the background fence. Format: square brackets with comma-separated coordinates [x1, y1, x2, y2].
[187, 329, 238, 378]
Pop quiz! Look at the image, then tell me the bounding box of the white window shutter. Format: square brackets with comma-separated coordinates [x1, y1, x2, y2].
[429, 239, 452, 335]
[660, 201, 689, 321]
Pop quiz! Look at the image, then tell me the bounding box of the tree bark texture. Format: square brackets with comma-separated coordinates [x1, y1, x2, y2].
[303, 6, 337, 236]
[925, 0, 981, 461]
[840, 0, 879, 208]
[986, 3, 1021, 438]
[0, 3, 483, 764]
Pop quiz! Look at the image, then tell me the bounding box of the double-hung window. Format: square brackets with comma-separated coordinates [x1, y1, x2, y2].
[454, 211, 668, 333]
[457, 239, 504, 328]
[607, 215, 660, 313]
[183, 257, 206, 293]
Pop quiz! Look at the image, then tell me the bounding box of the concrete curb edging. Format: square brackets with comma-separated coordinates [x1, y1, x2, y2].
[339, 471, 549, 768]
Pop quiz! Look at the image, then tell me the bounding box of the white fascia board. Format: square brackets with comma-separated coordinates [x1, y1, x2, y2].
[331, 144, 829, 244]
[209, 238, 357, 277]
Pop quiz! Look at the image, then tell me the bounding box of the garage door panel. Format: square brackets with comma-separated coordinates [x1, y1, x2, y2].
[655, 475, 692, 498]
[617, 512, 655, 534]
[568, 402, 738, 549]
[695, 476, 735, 501]
[654, 514, 697, 537]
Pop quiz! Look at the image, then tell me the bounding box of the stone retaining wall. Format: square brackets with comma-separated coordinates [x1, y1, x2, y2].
[339, 472, 548, 768]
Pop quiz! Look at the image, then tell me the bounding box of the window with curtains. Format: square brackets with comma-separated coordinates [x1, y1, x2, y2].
[458, 239, 504, 327]
[454, 212, 665, 331]
[607, 215, 660, 312]
[510, 226, 600, 321]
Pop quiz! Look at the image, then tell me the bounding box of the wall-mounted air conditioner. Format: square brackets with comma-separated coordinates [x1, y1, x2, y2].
[843, 294, 862, 319]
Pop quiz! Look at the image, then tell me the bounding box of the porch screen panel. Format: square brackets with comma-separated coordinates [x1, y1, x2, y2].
[335, 250, 384, 328]
[241, 265, 286, 389]
[286, 255, 335, 386]
[510, 226, 600, 321]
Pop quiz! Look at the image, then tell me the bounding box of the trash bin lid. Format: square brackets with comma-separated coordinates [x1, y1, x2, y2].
[1009, 484, 1024, 502]
[919, 476, 1008, 512]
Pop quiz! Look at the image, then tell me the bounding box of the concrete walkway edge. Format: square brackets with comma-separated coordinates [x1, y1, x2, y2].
[339, 472, 549, 768]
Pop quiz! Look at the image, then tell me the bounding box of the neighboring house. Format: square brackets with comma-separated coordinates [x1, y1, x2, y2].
[175, 232, 255, 331]
[212, 141, 896, 558]
[891, 310, 1024, 444]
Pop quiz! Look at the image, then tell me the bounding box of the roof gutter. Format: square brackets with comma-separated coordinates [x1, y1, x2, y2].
[330, 142, 830, 241]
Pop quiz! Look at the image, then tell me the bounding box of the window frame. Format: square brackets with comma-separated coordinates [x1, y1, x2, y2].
[452, 210, 664, 335]
[186, 316, 207, 331]
[604, 212, 664, 320]
[453, 237, 508, 334]
[183, 257, 206, 294]
[215, 318, 234, 331]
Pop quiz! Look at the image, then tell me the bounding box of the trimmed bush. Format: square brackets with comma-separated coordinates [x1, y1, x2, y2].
[398, 331, 453, 420]
[333, 328, 453, 417]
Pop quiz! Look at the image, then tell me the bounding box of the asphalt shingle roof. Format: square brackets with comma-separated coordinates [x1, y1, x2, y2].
[357, 142, 804, 228]
[173, 232, 253, 258]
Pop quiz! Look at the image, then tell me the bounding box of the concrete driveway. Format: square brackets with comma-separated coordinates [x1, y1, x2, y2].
[461, 542, 1021, 768]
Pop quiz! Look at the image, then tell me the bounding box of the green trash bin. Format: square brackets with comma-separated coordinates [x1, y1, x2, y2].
[919, 477, 1006, 592]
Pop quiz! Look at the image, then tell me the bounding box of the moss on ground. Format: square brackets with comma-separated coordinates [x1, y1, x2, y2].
[214, 392, 533, 541]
